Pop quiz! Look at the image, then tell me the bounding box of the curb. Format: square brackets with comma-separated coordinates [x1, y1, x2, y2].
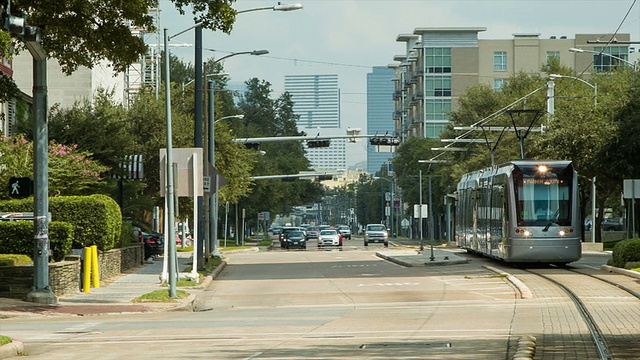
[183, 260, 227, 312]
[0, 339, 23, 358]
[601, 264, 640, 279]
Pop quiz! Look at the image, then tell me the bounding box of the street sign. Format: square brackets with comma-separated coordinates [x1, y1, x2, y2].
[8, 177, 33, 199]
[413, 204, 428, 218]
[258, 212, 265, 220]
[203, 176, 211, 192]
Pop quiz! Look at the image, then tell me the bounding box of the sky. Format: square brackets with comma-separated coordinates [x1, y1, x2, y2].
[155, 0, 640, 167]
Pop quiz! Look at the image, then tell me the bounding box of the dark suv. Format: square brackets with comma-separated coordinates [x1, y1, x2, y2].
[279, 226, 302, 247]
[602, 217, 624, 231]
[141, 231, 164, 260]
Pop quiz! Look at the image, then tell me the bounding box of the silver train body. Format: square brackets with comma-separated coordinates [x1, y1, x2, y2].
[455, 160, 582, 264]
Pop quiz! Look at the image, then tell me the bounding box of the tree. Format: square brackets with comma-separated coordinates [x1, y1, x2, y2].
[0, 135, 108, 199]
[234, 78, 323, 222]
[0, 0, 238, 100]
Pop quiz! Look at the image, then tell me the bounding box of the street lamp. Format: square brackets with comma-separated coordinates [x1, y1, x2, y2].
[163, 28, 178, 298]
[418, 159, 449, 261]
[569, 47, 636, 72]
[191, 3, 300, 263]
[237, 3, 303, 14]
[206, 52, 267, 259]
[215, 114, 244, 124]
[549, 74, 597, 107]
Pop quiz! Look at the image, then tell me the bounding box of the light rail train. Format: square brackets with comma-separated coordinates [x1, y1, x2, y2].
[455, 160, 581, 264]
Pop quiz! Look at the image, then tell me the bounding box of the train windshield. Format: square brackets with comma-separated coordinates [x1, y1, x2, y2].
[513, 163, 574, 226]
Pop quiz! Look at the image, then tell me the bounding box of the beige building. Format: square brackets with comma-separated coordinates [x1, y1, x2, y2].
[392, 28, 631, 140]
[11, 52, 125, 110]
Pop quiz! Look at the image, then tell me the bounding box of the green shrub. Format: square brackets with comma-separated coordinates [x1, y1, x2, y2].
[117, 222, 133, 248]
[0, 221, 73, 261]
[609, 238, 640, 268]
[0, 254, 32, 266]
[0, 194, 122, 251]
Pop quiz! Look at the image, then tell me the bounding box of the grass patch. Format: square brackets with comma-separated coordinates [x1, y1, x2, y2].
[257, 239, 273, 247]
[220, 245, 253, 252]
[133, 289, 189, 303]
[0, 335, 12, 346]
[177, 246, 194, 252]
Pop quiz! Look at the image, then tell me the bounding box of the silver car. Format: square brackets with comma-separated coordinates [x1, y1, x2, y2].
[364, 224, 388, 247]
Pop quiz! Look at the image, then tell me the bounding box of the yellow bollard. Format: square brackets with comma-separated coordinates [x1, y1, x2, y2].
[83, 247, 92, 293]
[91, 245, 100, 288]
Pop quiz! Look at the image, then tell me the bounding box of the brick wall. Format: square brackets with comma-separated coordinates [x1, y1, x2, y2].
[0, 244, 143, 300]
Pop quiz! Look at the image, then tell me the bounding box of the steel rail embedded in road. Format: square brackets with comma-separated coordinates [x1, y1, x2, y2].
[524, 269, 612, 360]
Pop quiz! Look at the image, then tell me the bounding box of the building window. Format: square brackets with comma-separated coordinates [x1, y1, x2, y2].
[426, 99, 451, 121]
[593, 46, 630, 71]
[493, 78, 506, 92]
[493, 51, 507, 71]
[426, 123, 448, 139]
[546, 51, 560, 65]
[425, 48, 451, 74]
[426, 75, 451, 97]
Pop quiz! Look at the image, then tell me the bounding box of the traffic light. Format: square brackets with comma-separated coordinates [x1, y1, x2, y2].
[370, 136, 401, 146]
[2, 12, 40, 42]
[244, 142, 261, 150]
[8, 177, 33, 199]
[306, 139, 331, 148]
[281, 177, 297, 182]
[316, 175, 333, 181]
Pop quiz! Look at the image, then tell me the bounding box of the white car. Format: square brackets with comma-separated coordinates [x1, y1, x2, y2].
[364, 224, 388, 247]
[337, 225, 351, 240]
[318, 229, 342, 248]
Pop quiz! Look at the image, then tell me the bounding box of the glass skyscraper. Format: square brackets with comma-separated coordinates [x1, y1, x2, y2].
[285, 74, 346, 171]
[366, 67, 396, 174]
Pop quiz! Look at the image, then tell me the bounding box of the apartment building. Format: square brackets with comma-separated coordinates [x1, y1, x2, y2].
[392, 28, 630, 140]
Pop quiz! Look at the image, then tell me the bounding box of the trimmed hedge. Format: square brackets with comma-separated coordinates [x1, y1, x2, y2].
[0, 221, 74, 261]
[0, 254, 32, 266]
[0, 194, 121, 251]
[609, 238, 640, 268]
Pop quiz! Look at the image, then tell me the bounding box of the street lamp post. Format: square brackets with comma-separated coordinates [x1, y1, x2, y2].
[163, 28, 178, 298]
[192, 3, 301, 262]
[549, 73, 598, 243]
[205, 53, 266, 259]
[569, 47, 637, 72]
[549, 74, 597, 107]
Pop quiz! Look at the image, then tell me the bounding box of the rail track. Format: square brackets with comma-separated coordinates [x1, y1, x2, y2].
[489, 263, 640, 360]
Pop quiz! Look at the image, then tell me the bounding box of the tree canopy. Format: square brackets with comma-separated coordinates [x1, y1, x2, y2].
[0, 0, 238, 100]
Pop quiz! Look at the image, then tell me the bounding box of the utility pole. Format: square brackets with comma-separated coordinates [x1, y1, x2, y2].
[3, 6, 60, 304]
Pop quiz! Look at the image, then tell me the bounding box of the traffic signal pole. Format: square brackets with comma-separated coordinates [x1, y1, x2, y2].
[25, 36, 57, 304]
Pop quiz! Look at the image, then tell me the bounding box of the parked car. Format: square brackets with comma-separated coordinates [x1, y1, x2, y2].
[284, 230, 307, 249]
[602, 217, 625, 231]
[337, 225, 351, 240]
[141, 231, 164, 260]
[364, 224, 388, 247]
[280, 226, 302, 247]
[318, 229, 342, 248]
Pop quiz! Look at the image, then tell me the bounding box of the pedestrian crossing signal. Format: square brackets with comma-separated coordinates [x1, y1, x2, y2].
[8, 177, 33, 199]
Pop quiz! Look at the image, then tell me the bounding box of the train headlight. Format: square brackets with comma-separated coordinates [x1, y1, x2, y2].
[537, 164, 548, 174]
[516, 228, 532, 237]
[558, 230, 566, 236]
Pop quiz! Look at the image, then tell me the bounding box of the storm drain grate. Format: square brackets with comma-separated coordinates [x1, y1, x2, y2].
[360, 342, 452, 349]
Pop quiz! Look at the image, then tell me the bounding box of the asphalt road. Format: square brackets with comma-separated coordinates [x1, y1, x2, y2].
[1, 240, 614, 359]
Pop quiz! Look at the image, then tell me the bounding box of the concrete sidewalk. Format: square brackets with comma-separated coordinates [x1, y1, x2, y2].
[0, 252, 212, 319]
[376, 247, 469, 267]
